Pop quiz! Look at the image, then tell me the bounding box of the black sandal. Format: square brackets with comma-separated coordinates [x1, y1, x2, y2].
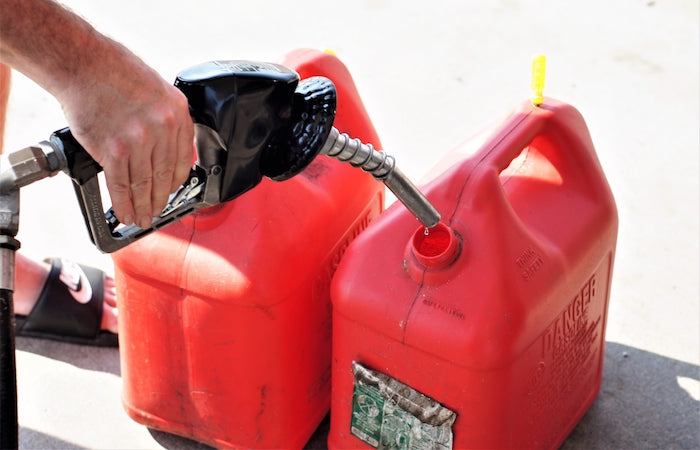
[14, 257, 118, 347]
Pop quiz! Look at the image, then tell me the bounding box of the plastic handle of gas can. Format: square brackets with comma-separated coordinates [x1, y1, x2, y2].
[482, 100, 603, 188]
[486, 107, 548, 173]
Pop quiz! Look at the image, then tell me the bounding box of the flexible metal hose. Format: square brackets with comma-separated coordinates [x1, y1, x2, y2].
[320, 127, 441, 228]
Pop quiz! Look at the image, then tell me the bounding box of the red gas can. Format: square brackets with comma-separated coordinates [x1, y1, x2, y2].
[329, 99, 618, 449]
[112, 49, 385, 449]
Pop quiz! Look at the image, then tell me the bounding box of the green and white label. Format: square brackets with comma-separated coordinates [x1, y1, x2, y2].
[350, 362, 456, 449]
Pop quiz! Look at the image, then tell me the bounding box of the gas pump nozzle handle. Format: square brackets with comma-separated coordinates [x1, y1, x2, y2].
[50, 61, 338, 253]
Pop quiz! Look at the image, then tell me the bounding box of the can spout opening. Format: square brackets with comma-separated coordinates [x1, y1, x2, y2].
[411, 222, 460, 268]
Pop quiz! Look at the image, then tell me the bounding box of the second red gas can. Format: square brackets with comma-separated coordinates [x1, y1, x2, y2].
[112, 49, 385, 449]
[329, 99, 618, 449]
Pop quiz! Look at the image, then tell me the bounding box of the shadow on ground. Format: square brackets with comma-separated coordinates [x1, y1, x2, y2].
[563, 342, 699, 449]
[16, 336, 120, 376]
[19, 427, 89, 450]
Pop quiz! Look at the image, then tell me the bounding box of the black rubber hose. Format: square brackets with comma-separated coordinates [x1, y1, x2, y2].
[0, 287, 18, 449]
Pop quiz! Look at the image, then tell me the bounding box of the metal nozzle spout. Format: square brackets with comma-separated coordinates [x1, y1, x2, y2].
[320, 128, 441, 228]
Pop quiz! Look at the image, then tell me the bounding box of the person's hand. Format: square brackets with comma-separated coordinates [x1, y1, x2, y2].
[57, 49, 194, 229]
[0, 0, 194, 228]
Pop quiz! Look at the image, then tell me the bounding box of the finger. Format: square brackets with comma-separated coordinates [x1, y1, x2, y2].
[172, 125, 195, 192]
[102, 145, 135, 226]
[171, 102, 195, 192]
[127, 133, 154, 229]
[150, 128, 176, 217]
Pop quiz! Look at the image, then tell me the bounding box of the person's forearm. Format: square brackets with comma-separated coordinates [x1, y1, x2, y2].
[0, 0, 122, 102]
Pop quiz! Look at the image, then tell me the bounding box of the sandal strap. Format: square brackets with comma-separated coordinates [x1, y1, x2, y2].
[17, 258, 105, 340]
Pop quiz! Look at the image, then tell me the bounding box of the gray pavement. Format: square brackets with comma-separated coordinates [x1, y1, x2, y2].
[3, 0, 698, 448]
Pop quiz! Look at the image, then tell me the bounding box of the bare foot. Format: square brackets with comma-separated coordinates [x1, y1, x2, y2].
[12, 252, 118, 334]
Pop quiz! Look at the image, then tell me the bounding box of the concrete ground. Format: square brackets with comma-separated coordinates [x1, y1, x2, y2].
[2, 0, 698, 448]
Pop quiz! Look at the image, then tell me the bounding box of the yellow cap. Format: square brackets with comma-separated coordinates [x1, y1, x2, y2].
[323, 48, 337, 56]
[531, 54, 546, 106]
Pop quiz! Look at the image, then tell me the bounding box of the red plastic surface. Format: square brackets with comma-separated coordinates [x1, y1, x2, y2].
[112, 49, 384, 449]
[329, 99, 618, 449]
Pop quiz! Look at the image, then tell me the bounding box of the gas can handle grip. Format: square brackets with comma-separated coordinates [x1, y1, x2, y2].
[483, 100, 603, 184]
[486, 108, 547, 173]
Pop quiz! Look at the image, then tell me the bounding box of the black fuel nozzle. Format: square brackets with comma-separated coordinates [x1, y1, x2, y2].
[174, 61, 334, 201]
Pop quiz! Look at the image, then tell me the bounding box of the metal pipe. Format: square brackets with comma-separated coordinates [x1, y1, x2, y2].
[0, 188, 20, 449]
